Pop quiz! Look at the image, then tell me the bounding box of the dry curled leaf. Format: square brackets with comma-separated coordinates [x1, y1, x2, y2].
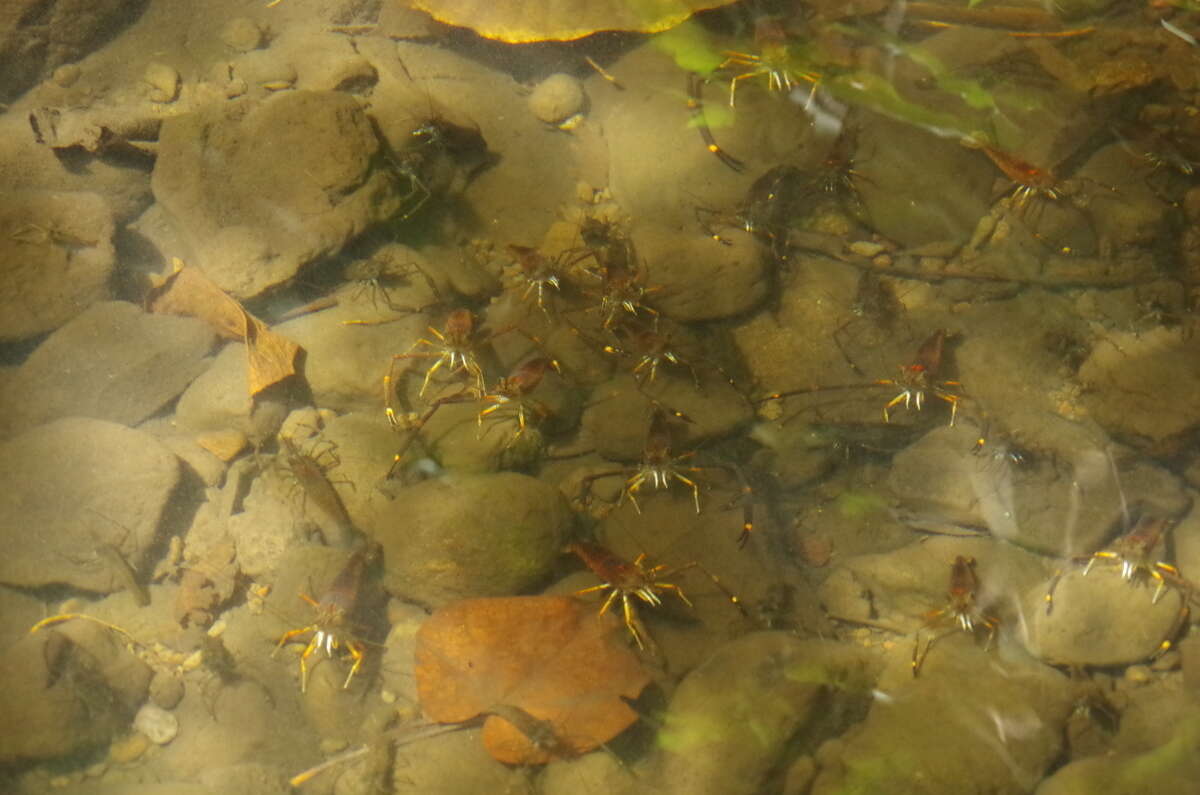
[415, 595, 650, 765]
[147, 259, 299, 395]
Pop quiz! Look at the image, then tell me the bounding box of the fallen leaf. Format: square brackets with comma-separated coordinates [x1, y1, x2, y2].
[414, 595, 651, 765]
[147, 260, 300, 396]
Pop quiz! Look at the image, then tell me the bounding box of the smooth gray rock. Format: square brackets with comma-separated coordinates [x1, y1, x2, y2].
[276, 295, 428, 415]
[174, 342, 291, 445]
[1022, 566, 1186, 666]
[0, 191, 116, 341]
[369, 472, 571, 606]
[0, 301, 214, 436]
[152, 91, 411, 298]
[634, 223, 767, 322]
[0, 417, 179, 594]
[888, 424, 1190, 556]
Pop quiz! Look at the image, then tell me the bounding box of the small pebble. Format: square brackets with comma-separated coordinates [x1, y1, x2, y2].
[848, 240, 885, 257]
[144, 63, 181, 103]
[52, 64, 81, 88]
[1150, 649, 1180, 671]
[149, 671, 186, 710]
[234, 51, 297, 92]
[84, 760, 109, 778]
[133, 703, 179, 745]
[195, 429, 247, 461]
[220, 17, 264, 52]
[528, 73, 585, 125]
[871, 253, 893, 267]
[1124, 664, 1153, 684]
[109, 732, 151, 763]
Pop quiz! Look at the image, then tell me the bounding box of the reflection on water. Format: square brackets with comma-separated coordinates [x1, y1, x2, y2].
[1, 0, 1199, 793]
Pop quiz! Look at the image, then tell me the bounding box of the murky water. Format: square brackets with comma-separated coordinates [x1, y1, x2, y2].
[1, 1, 1199, 793]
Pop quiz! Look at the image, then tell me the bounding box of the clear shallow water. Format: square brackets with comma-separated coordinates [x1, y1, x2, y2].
[1, 1, 1199, 793]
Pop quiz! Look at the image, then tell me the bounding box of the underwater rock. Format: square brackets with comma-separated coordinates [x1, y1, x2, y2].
[231, 49, 298, 94]
[407, 399, 547, 475]
[595, 42, 814, 234]
[540, 751, 633, 795]
[0, 191, 116, 341]
[369, 472, 571, 606]
[143, 62, 181, 103]
[730, 254, 874, 422]
[0, 619, 151, 763]
[134, 702, 179, 745]
[643, 635, 877, 795]
[196, 762, 294, 795]
[219, 18, 264, 52]
[152, 90, 409, 298]
[270, 27, 378, 95]
[887, 424, 1190, 557]
[953, 289, 1089, 422]
[1077, 326, 1200, 443]
[225, 464, 313, 579]
[528, 73, 585, 126]
[1035, 713, 1200, 795]
[0, 585, 45, 650]
[0, 417, 178, 594]
[379, 602, 428, 711]
[634, 222, 767, 322]
[825, 536, 1052, 654]
[149, 670, 185, 710]
[276, 293, 429, 414]
[174, 342, 291, 446]
[854, 115, 994, 249]
[0, 301, 215, 435]
[307, 411, 398, 532]
[158, 680, 281, 779]
[0, 0, 143, 104]
[389, 726, 530, 794]
[1021, 566, 1186, 667]
[580, 373, 751, 462]
[811, 638, 1071, 794]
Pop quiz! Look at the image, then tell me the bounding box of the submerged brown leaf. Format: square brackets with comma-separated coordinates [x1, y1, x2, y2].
[147, 260, 299, 395]
[415, 595, 650, 765]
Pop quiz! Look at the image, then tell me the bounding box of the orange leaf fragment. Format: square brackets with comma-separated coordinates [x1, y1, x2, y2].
[147, 259, 300, 396]
[414, 595, 651, 765]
